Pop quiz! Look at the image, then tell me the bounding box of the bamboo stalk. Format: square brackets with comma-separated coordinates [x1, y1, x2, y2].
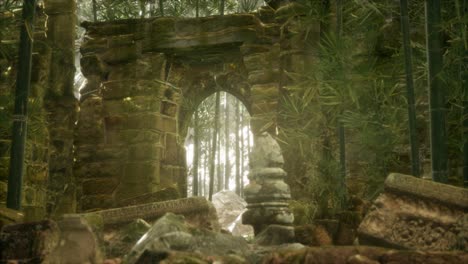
[7, 0, 37, 210]
[399, 0, 420, 176]
[425, 0, 448, 183]
[193, 110, 200, 196]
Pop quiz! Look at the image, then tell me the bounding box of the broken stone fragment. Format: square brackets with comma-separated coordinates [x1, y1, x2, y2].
[124, 213, 249, 264]
[358, 173, 468, 251]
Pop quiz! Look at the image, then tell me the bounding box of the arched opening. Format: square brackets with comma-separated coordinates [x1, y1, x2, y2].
[184, 91, 252, 199]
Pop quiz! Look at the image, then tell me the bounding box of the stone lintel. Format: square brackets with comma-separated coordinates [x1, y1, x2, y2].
[384, 173, 468, 210]
[69, 197, 218, 227]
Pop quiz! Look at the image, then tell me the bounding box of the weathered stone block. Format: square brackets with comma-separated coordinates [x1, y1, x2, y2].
[104, 114, 127, 132]
[0, 220, 60, 261]
[248, 69, 280, 84]
[164, 133, 183, 164]
[161, 100, 178, 117]
[75, 144, 127, 162]
[120, 129, 162, 144]
[25, 163, 48, 183]
[81, 195, 114, 211]
[72, 197, 220, 231]
[251, 83, 279, 101]
[358, 173, 468, 251]
[82, 178, 119, 195]
[244, 52, 279, 72]
[102, 80, 168, 100]
[99, 42, 142, 64]
[74, 161, 122, 178]
[128, 143, 163, 161]
[116, 186, 180, 207]
[80, 37, 108, 54]
[126, 113, 161, 130]
[114, 184, 153, 202]
[107, 53, 166, 81]
[124, 161, 160, 184]
[80, 54, 107, 77]
[44, 0, 76, 14]
[103, 96, 162, 115]
[0, 207, 23, 229]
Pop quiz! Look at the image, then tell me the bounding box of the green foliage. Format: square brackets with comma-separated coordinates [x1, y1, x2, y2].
[279, 0, 467, 218]
[289, 200, 318, 225]
[77, 0, 258, 21]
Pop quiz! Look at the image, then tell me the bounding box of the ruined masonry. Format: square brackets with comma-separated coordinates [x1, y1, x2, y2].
[242, 132, 294, 245]
[358, 173, 468, 251]
[76, 3, 310, 211]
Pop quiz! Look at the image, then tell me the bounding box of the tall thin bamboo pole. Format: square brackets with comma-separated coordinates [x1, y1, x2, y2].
[7, 0, 37, 210]
[209, 91, 221, 200]
[399, 0, 420, 176]
[235, 100, 240, 195]
[224, 93, 230, 189]
[159, 0, 164, 16]
[193, 111, 200, 196]
[426, 0, 448, 183]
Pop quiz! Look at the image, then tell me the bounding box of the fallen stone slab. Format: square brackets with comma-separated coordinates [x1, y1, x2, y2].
[212, 190, 254, 237]
[0, 216, 103, 263]
[0, 207, 23, 229]
[69, 197, 220, 231]
[0, 220, 60, 262]
[261, 246, 468, 264]
[124, 213, 249, 264]
[358, 173, 468, 251]
[116, 186, 179, 207]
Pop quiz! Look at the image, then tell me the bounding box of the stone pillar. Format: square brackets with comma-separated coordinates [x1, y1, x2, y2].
[44, 0, 78, 216]
[242, 132, 294, 245]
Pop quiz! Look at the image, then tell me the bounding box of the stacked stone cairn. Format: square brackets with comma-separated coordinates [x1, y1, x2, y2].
[242, 132, 294, 245]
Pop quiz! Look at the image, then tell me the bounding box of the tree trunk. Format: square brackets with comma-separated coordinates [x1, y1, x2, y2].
[216, 93, 222, 191]
[7, 0, 37, 210]
[220, 0, 225, 15]
[426, 0, 448, 183]
[455, 0, 467, 187]
[192, 110, 200, 196]
[196, 0, 199, 17]
[92, 0, 97, 21]
[224, 93, 230, 189]
[240, 107, 245, 196]
[159, 0, 164, 16]
[399, 0, 420, 176]
[235, 100, 241, 196]
[336, 0, 348, 210]
[209, 91, 221, 200]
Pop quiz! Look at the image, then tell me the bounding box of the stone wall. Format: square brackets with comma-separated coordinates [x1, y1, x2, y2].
[76, 7, 288, 211]
[0, 1, 77, 220]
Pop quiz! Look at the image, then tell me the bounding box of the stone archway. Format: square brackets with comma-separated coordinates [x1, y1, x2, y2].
[75, 12, 285, 211]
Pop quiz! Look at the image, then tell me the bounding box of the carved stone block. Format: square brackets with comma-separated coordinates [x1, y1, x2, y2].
[358, 173, 468, 251]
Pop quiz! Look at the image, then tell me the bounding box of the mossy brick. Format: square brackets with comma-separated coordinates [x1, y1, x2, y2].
[104, 115, 128, 132]
[251, 83, 279, 101]
[123, 162, 160, 184]
[107, 54, 166, 81]
[81, 195, 114, 211]
[162, 116, 177, 133]
[159, 165, 174, 187]
[45, 0, 77, 14]
[248, 69, 280, 84]
[80, 54, 107, 77]
[99, 42, 142, 64]
[125, 113, 159, 130]
[101, 80, 168, 100]
[26, 163, 48, 183]
[74, 161, 123, 178]
[120, 129, 162, 144]
[114, 184, 152, 202]
[161, 100, 178, 117]
[163, 133, 184, 165]
[243, 53, 279, 72]
[75, 145, 127, 163]
[128, 143, 163, 161]
[82, 178, 119, 195]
